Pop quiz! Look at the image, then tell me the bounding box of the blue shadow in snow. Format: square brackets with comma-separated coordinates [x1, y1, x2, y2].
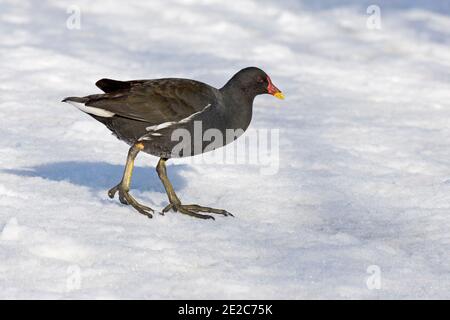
[4, 161, 189, 193]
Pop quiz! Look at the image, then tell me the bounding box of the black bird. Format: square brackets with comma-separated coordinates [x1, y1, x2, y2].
[62, 67, 284, 220]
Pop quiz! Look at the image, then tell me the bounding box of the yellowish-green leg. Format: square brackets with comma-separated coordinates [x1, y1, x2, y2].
[108, 143, 154, 218]
[156, 158, 233, 220]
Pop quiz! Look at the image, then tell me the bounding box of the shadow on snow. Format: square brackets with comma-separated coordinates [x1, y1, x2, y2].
[4, 161, 189, 193]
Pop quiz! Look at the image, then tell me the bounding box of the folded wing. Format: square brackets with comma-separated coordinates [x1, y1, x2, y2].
[84, 78, 216, 126]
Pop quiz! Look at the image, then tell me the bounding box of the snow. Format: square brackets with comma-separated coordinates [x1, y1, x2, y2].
[1, 218, 21, 241]
[1, 0, 450, 299]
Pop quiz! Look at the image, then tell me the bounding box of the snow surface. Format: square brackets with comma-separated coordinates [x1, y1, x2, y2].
[1, 0, 450, 299]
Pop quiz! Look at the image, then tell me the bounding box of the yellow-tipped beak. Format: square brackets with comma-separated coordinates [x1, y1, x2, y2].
[266, 76, 284, 100]
[274, 92, 285, 100]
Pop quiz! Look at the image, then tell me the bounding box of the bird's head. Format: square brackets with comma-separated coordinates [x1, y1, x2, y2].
[224, 67, 284, 101]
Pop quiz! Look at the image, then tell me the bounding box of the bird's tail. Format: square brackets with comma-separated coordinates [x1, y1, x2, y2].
[61, 95, 115, 118]
[61, 96, 88, 103]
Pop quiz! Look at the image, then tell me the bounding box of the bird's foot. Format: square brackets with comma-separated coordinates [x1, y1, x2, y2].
[108, 184, 154, 218]
[161, 202, 234, 220]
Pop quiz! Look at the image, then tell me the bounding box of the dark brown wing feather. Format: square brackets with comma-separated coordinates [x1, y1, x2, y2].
[96, 79, 130, 93]
[86, 79, 217, 125]
[95, 79, 150, 93]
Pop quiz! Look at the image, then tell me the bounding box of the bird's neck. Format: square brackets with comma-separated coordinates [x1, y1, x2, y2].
[220, 83, 254, 131]
[220, 81, 256, 108]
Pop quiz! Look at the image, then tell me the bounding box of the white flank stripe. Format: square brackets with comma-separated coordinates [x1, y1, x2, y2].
[145, 103, 212, 132]
[146, 121, 176, 132]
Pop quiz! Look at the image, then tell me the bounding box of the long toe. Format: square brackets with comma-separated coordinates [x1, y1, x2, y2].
[118, 192, 130, 205]
[178, 206, 215, 220]
[163, 203, 235, 220]
[129, 202, 154, 218]
[131, 204, 154, 218]
[124, 194, 154, 218]
[184, 204, 234, 217]
[109, 184, 154, 218]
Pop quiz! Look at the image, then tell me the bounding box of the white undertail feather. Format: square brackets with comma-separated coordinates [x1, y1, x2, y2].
[66, 101, 115, 118]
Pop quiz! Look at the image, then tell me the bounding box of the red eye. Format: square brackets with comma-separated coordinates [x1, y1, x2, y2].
[257, 77, 264, 83]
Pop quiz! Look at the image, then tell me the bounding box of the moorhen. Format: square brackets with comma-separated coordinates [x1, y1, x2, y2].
[62, 67, 284, 220]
